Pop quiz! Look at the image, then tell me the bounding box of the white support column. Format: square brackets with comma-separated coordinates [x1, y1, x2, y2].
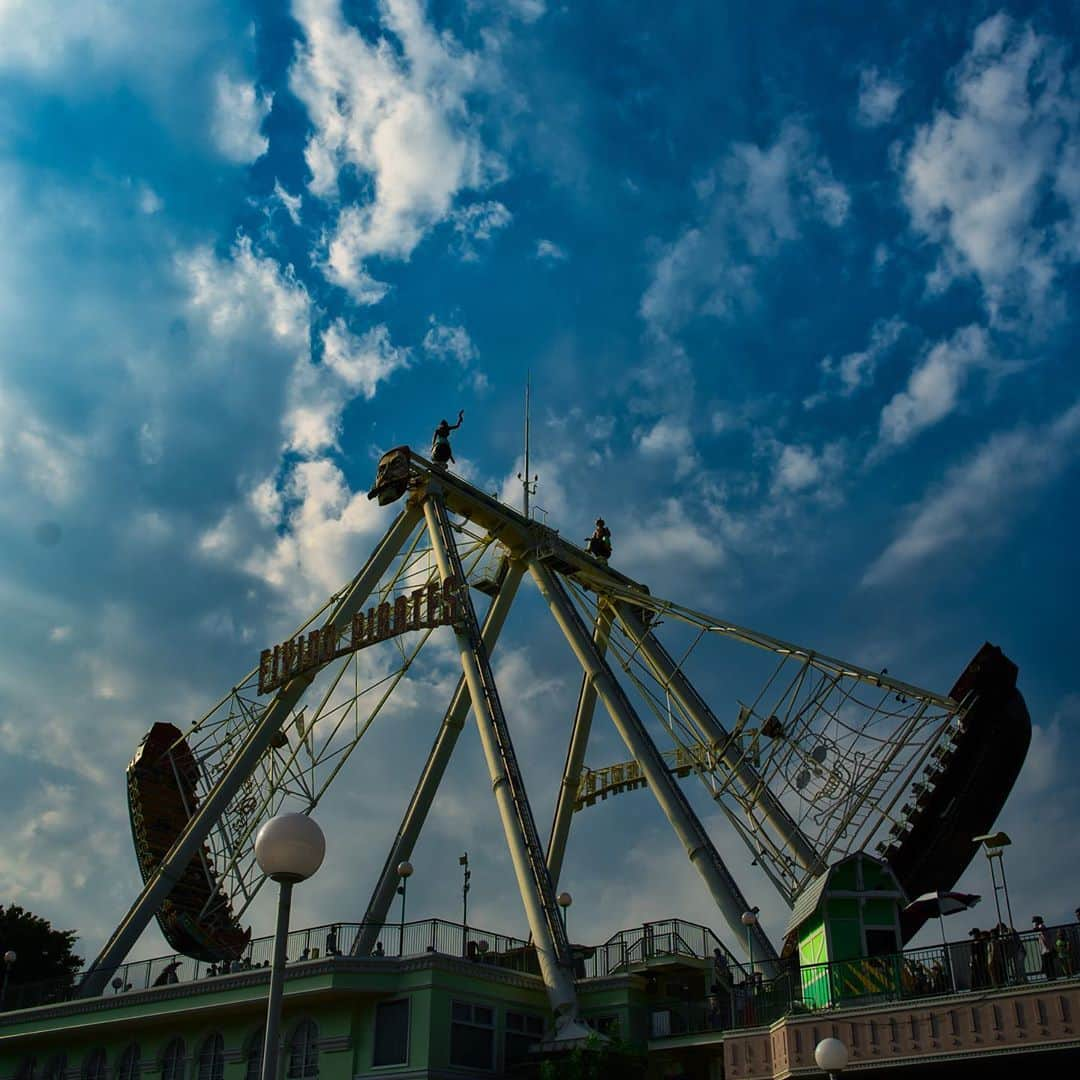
[354, 560, 525, 956]
[613, 601, 825, 878]
[422, 493, 587, 1036]
[528, 558, 778, 969]
[79, 505, 423, 997]
[546, 608, 612, 886]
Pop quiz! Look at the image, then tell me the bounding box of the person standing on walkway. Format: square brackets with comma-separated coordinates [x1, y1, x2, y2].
[1033, 916, 1056, 980]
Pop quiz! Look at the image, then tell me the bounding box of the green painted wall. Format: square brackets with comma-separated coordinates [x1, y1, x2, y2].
[0, 958, 650, 1079]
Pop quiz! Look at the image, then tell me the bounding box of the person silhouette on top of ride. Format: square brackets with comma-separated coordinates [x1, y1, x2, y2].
[431, 410, 464, 465]
[586, 518, 612, 561]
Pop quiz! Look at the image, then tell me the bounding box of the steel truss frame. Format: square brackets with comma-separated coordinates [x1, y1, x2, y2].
[84, 450, 966, 1022]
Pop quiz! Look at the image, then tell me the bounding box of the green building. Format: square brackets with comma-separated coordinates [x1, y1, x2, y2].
[0, 918, 727, 1080]
[787, 853, 905, 1008]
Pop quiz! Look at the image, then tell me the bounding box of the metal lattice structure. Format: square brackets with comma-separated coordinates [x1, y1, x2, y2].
[84, 447, 1025, 1039]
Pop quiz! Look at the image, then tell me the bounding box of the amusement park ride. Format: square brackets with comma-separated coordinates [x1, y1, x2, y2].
[83, 445, 1032, 1041]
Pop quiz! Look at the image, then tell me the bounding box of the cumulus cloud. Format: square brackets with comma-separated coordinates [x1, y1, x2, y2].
[641, 120, 849, 335]
[617, 498, 725, 575]
[770, 440, 845, 501]
[211, 73, 272, 163]
[864, 399, 1080, 585]
[423, 316, 488, 391]
[180, 234, 310, 350]
[290, 0, 506, 296]
[635, 415, 698, 479]
[856, 67, 904, 127]
[902, 13, 1080, 325]
[805, 316, 906, 408]
[873, 324, 992, 453]
[285, 321, 410, 456]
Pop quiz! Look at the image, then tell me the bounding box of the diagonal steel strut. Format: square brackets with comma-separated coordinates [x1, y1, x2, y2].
[78, 505, 423, 997]
[422, 491, 586, 1035]
[612, 600, 826, 881]
[353, 557, 525, 956]
[546, 608, 612, 886]
[528, 559, 779, 970]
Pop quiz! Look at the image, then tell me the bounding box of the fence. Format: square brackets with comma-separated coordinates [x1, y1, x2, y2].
[2, 918, 533, 1012]
[653, 920, 1080, 1039]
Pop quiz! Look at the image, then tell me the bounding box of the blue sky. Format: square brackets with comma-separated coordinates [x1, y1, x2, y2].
[1, 0, 1078, 965]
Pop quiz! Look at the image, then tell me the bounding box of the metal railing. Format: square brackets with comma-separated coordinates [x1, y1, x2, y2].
[7, 916, 1078, 1026]
[652, 920, 1080, 1039]
[584, 918, 739, 978]
[2, 919, 533, 1012]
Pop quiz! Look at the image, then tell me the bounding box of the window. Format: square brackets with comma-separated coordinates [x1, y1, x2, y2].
[83, 1050, 107, 1080]
[286, 1019, 319, 1079]
[504, 1011, 545, 1066]
[373, 999, 409, 1066]
[587, 1015, 621, 1038]
[245, 1028, 264, 1080]
[117, 1044, 141, 1080]
[161, 1041, 185, 1080]
[44, 1057, 67, 1080]
[450, 1001, 494, 1070]
[196, 1035, 224, 1080]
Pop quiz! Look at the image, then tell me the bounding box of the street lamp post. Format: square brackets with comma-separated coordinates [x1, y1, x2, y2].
[460, 853, 470, 956]
[397, 861, 413, 957]
[255, 813, 326, 1080]
[814, 1037, 849, 1079]
[741, 909, 759, 973]
[1, 950, 15, 1010]
[974, 832, 1015, 928]
[557, 892, 572, 935]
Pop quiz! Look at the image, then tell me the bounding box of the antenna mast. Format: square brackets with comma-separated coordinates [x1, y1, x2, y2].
[518, 374, 536, 518]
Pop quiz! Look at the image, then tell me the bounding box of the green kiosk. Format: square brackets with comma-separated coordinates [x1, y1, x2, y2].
[787, 852, 906, 1007]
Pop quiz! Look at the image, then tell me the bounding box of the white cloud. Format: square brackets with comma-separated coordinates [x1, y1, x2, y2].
[423, 318, 478, 366]
[535, 238, 567, 262]
[864, 399, 1080, 585]
[211, 73, 272, 163]
[290, 0, 505, 291]
[856, 67, 904, 127]
[635, 415, 698, 479]
[806, 316, 906, 408]
[770, 441, 844, 499]
[641, 120, 849, 335]
[902, 13, 1080, 325]
[137, 184, 163, 215]
[285, 321, 410, 456]
[322, 320, 409, 398]
[273, 180, 302, 226]
[450, 200, 512, 260]
[180, 235, 310, 350]
[617, 499, 725, 574]
[874, 324, 991, 452]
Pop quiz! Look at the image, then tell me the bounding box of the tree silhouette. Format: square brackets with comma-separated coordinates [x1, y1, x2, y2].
[1, 904, 82, 988]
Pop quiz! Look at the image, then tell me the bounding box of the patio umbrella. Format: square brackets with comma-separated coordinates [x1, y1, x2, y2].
[904, 891, 981, 990]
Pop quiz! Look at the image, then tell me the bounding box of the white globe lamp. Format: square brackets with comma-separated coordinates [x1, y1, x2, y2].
[815, 1037, 849, 1077]
[255, 813, 326, 883]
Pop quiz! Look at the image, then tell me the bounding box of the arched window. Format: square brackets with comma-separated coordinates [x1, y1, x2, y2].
[286, 1019, 319, 1079]
[161, 1040, 185, 1080]
[83, 1050, 107, 1080]
[116, 1043, 141, 1080]
[14, 1057, 35, 1080]
[244, 1027, 264, 1080]
[196, 1034, 224, 1080]
[44, 1056, 67, 1080]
